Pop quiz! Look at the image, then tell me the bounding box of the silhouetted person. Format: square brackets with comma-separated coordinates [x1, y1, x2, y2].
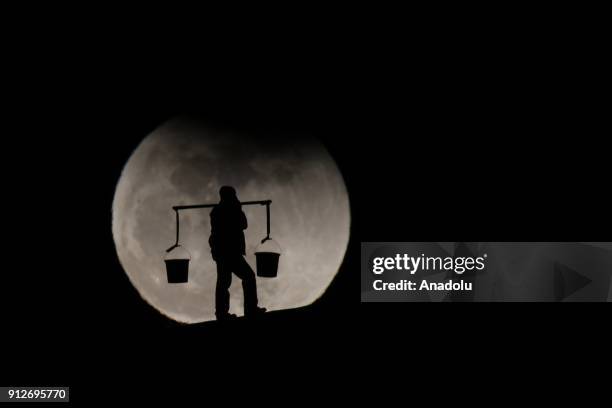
[209, 186, 266, 320]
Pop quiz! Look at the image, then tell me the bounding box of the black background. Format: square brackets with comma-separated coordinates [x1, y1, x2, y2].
[1, 11, 609, 403]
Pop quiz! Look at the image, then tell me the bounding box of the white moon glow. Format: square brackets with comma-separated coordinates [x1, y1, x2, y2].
[112, 117, 350, 323]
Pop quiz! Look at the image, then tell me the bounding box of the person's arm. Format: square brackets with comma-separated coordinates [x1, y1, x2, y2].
[210, 209, 218, 232]
[240, 210, 248, 230]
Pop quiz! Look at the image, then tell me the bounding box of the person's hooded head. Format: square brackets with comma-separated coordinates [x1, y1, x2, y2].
[219, 186, 240, 207]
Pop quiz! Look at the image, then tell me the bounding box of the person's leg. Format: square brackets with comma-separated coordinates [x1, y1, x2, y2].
[215, 259, 233, 318]
[232, 256, 259, 314]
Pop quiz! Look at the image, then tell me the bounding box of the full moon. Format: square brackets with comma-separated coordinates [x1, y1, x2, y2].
[112, 117, 350, 323]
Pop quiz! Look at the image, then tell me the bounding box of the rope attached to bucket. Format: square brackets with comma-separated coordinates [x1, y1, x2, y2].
[261, 201, 271, 243]
[166, 208, 181, 253]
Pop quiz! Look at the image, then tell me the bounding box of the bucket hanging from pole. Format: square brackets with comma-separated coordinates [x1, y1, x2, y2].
[164, 208, 190, 283]
[254, 200, 281, 278]
[255, 239, 281, 278]
[164, 245, 191, 283]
